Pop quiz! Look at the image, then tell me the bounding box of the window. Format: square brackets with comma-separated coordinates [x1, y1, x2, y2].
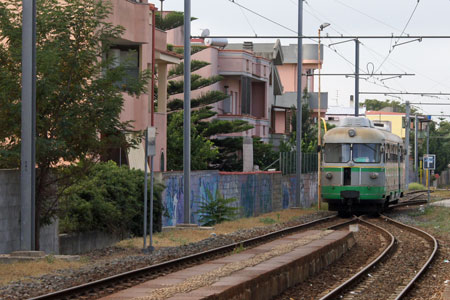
[353, 143, 381, 163]
[324, 144, 351, 163]
[109, 45, 140, 88]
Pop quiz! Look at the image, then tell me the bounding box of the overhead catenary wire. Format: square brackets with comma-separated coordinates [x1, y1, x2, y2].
[237, 5, 258, 36]
[334, 0, 405, 33]
[374, 0, 421, 73]
[223, 0, 447, 105]
[225, 0, 414, 97]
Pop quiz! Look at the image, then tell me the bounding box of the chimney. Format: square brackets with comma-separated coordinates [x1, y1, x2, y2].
[243, 41, 254, 52]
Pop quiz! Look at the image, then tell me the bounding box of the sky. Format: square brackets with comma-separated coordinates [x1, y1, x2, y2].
[159, 0, 450, 120]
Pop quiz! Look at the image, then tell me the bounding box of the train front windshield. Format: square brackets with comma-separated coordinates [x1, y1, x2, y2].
[324, 144, 351, 163]
[324, 143, 381, 163]
[352, 144, 381, 163]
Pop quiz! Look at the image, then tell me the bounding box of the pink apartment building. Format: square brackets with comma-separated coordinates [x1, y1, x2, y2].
[166, 33, 283, 142]
[226, 43, 327, 146]
[106, 0, 181, 172]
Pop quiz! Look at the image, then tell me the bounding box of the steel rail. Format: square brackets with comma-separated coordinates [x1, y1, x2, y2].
[389, 199, 427, 209]
[379, 215, 439, 300]
[319, 216, 438, 300]
[318, 217, 396, 300]
[29, 214, 340, 300]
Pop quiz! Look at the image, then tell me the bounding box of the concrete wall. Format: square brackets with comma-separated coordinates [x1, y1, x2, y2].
[161, 170, 318, 226]
[0, 170, 58, 254]
[0, 170, 21, 254]
[59, 231, 123, 255]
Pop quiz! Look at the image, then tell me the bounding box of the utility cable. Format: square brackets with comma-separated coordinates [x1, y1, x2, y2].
[226, 0, 431, 102]
[375, 0, 421, 73]
[238, 5, 258, 36]
[334, 0, 404, 33]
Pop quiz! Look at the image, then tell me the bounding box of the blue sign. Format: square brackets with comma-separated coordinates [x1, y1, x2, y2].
[423, 154, 436, 170]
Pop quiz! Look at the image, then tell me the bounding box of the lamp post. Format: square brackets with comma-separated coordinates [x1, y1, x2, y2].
[317, 22, 329, 210]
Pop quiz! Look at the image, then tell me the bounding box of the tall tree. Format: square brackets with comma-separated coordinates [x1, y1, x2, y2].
[362, 99, 417, 113]
[0, 0, 149, 248]
[156, 13, 253, 171]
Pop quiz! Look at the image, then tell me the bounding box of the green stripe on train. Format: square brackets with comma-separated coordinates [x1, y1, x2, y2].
[322, 167, 385, 172]
[322, 186, 386, 200]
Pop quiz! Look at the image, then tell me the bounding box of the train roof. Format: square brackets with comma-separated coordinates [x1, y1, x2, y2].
[323, 117, 403, 144]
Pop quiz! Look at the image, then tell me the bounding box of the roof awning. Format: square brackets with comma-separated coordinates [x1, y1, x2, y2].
[155, 50, 182, 64]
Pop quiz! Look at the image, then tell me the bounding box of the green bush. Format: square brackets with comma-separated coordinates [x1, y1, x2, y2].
[408, 182, 426, 190]
[196, 190, 238, 226]
[59, 161, 164, 236]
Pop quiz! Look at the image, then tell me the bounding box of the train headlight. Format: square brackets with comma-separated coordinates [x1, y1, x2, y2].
[325, 172, 333, 179]
[370, 172, 379, 179]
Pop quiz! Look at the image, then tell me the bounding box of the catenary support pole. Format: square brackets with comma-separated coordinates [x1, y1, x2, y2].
[295, 0, 303, 207]
[149, 155, 154, 250]
[21, 0, 36, 251]
[427, 124, 430, 203]
[143, 130, 148, 249]
[405, 101, 410, 189]
[183, 0, 191, 224]
[414, 115, 418, 182]
[354, 39, 359, 116]
[317, 29, 322, 210]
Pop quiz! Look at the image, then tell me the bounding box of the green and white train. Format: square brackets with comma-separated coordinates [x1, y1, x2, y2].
[321, 117, 405, 215]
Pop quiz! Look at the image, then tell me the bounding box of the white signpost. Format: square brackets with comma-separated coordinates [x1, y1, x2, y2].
[423, 154, 435, 203]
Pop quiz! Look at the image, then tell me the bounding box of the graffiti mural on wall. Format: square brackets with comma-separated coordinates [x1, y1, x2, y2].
[161, 171, 318, 227]
[163, 175, 184, 226]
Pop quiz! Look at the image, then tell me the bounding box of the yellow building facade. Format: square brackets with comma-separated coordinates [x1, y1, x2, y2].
[366, 111, 406, 139]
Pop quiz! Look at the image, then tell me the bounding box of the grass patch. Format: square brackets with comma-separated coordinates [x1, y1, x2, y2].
[259, 217, 277, 225]
[115, 209, 316, 249]
[409, 206, 450, 233]
[408, 182, 426, 190]
[308, 202, 329, 211]
[233, 244, 245, 254]
[0, 258, 86, 286]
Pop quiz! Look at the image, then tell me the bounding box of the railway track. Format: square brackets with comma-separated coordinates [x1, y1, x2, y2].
[28, 214, 351, 300]
[390, 190, 428, 209]
[27, 191, 435, 300]
[318, 215, 438, 300]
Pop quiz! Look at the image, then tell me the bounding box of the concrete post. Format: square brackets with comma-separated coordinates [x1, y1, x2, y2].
[295, 0, 303, 207]
[405, 101, 410, 189]
[21, 0, 36, 251]
[243, 136, 254, 172]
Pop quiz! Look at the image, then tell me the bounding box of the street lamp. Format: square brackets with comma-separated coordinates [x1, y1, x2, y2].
[317, 22, 330, 210]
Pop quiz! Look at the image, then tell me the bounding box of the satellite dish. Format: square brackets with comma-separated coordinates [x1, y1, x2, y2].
[200, 29, 210, 38]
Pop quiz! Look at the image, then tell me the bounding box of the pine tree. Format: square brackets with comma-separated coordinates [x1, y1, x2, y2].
[157, 12, 253, 171]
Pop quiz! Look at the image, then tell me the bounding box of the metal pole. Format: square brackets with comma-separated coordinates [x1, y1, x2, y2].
[149, 155, 154, 251]
[405, 101, 410, 189]
[143, 130, 148, 249]
[21, 0, 36, 251]
[317, 28, 322, 210]
[295, 0, 303, 207]
[414, 115, 418, 182]
[427, 124, 430, 203]
[354, 39, 359, 116]
[183, 0, 191, 224]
